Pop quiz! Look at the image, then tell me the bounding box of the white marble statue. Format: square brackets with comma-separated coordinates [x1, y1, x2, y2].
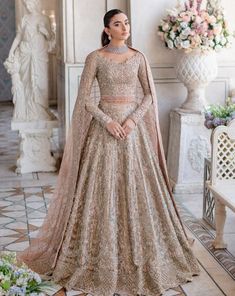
[4, 0, 55, 121]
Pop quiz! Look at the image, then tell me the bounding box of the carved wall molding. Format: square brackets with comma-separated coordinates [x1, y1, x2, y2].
[188, 136, 211, 173]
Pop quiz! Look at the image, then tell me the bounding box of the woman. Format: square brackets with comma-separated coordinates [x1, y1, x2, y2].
[4, 0, 54, 121]
[17, 9, 200, 296]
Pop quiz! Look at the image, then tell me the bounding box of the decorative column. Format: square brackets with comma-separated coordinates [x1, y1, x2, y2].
[7, 0, 58, 174]
[12, 120, 58, 174]
[167, 109, 211, 194]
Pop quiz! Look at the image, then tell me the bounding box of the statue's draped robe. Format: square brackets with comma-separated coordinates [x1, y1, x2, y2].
[5, 14, 53, 121]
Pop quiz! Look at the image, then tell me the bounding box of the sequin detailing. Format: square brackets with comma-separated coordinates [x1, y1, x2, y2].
[51, 50, 200, 295]
[100, 95, 136, 104]
[84, 51, 154, 127]
[17, 48, 200, 296]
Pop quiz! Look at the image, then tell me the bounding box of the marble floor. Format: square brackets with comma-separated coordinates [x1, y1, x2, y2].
[0, 102, 235, 296]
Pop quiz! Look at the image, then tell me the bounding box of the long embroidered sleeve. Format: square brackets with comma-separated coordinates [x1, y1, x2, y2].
[81, 52, 113, 127]
[18, 48, 201, 295]
[128, 55, 153, 125]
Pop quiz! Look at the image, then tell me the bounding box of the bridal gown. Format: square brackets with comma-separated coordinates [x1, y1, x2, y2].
[19, 49, 200, 296]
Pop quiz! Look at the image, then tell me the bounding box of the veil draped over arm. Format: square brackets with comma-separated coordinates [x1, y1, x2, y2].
[130, 48, 188, 239]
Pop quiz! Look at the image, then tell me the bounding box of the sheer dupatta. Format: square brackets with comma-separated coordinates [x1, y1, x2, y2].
[17, 46, 187, 275]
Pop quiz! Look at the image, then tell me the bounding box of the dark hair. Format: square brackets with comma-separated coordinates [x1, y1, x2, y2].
[101, 9, 124, 46]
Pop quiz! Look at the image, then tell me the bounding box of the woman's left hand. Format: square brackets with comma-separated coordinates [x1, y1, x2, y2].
[122, 118, 136, 137]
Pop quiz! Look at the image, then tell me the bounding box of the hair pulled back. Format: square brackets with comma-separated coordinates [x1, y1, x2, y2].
[101, 9, 124, 46]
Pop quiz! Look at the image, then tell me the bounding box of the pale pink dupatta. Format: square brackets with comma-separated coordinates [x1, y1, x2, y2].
[17, 46, 187, 275]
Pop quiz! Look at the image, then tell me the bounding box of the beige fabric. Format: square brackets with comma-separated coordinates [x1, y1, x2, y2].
[17, 46, 200, 295]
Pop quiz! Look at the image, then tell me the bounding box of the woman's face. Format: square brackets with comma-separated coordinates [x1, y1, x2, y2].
[105, 13, 130, 41]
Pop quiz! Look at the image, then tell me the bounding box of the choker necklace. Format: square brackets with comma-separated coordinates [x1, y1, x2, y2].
[104, 43, 128, 54]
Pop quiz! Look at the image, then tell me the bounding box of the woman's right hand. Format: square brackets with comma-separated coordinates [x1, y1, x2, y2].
[106, 120, 127, 140]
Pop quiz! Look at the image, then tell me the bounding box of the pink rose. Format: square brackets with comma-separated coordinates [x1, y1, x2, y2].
[182, 15, 191, 22]
[191, 34, 201, 46]
[208, 30, 214, 37]
[213, 25, 222, 35]
[190, 8, 198, 15]
[200, 10, 208, 19]
[179, 12, 186, 18]
[162, 23, 170, 32]
[195, 16, 202, 24]
[196, 27, 203, 34]
[208, 15, 217, 24]
[202, 22, 209, 30]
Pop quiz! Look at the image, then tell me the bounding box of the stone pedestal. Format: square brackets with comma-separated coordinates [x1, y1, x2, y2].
[11, 120, 58, 174]
[167, 109, 211, 194]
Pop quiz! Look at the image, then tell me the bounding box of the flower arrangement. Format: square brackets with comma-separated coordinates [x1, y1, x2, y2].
[204, 97, 235, 129]
[158, 0, 234, 52]
[0, 252, 56, 296]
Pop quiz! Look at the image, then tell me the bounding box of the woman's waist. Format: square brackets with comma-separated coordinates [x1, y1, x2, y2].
[100, 95, 136, 104]
[98, 95, 137, 121]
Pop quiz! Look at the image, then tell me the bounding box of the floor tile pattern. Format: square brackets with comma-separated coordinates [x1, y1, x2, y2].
[1, 103, 235, 295]
[0, 186, 53, 251]
[178, 202, 235, 280]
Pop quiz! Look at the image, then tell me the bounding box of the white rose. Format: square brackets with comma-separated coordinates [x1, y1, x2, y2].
[209, 40, 215, 47]
[181, 40, 190, 49]
[215, 44, 222, 52]
[215, 35, 221, 44]
[181, 27, 191, 37]
[167, 39, 174, 49]
[169, 31, 176, 39]
[180, 22, 188, 29]
[174, 37, 181, 47]
[179, 32, 188, 40]
[162, 23, 170, 32]
[220, 36, 227, 45]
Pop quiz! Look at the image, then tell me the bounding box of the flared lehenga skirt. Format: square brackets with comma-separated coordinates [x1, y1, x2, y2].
[51, 102, 200, 296]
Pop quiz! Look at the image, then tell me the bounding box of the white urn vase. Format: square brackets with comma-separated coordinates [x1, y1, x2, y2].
[175, 50, 218, 113]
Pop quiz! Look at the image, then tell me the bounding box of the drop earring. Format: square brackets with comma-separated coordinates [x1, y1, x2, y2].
[108, 35, 112, 40]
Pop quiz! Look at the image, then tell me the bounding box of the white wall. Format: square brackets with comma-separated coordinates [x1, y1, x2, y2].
[61, 0, 128, 63]
[130, 0, 178, 64]
[65, 0, 106, 63]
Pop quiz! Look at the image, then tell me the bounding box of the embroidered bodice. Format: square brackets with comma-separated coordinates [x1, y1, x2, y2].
[96, 52, 139, 97]
[81, 50, 153, 127]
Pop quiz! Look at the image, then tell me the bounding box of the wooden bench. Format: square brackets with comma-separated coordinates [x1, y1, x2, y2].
[207, 119, 235, 249]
